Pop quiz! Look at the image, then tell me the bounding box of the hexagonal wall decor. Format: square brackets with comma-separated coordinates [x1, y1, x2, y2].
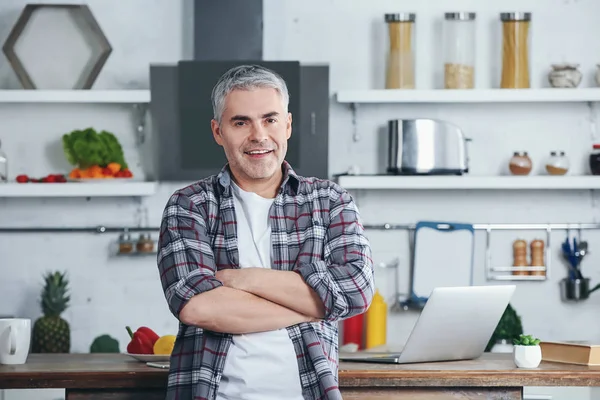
[2, 4, 112, 89]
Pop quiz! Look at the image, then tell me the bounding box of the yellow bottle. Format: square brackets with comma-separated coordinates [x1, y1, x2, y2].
[365, 289, 387, 349]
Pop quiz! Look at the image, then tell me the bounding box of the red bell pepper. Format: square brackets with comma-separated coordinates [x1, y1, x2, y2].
[125, 326, 160, 354]
[135, 326, 160, 343]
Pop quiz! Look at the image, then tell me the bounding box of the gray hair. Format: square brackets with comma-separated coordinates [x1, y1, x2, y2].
[211, 64, 290, 123]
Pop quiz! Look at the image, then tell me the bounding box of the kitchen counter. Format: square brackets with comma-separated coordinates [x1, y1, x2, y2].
[1, 353, 600, 399]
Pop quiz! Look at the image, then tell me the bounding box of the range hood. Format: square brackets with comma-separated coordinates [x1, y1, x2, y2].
[146, 1, 330, 181]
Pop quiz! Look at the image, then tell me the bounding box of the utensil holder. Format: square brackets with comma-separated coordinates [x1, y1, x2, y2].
[560, 278, 590, 301]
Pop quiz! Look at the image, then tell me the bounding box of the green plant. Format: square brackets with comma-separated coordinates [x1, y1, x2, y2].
[513, 334, 540, 346]
[62, 127, 128, 169]
[485, 303, 524, 352]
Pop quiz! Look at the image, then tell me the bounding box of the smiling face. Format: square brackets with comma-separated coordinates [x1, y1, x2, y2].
[211, 87, 292, 188]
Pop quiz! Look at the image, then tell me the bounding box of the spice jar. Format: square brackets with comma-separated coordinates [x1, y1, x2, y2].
[0, 139, 7, 183]
[545, 151, 569, 175]
[118, 233, 134, 254]
[385, 13, 416, 89]
[443, 12, 476, 89]
[500, 12, 531, 89]
[509, 152, 532, 175]
[589, 144, 600, 175]
[136, 234, 154, 253]
[548, 64, 582, 88]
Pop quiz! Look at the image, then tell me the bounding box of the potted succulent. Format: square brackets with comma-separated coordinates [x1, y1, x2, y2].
[513, 334, 542, 368]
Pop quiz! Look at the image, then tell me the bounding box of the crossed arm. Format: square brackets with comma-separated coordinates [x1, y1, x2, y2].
[157, 188, 375, 334]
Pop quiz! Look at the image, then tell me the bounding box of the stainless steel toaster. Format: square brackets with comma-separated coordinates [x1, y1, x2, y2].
[387, 118, 470, 175]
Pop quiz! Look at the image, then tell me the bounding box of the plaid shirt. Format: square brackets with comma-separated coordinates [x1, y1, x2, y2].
[157, 162, 375, 400]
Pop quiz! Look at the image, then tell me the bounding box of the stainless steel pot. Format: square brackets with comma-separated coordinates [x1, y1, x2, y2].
[560, 277, 600, 301]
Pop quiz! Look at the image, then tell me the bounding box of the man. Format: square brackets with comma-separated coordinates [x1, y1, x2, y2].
[157, 64, 375, 400]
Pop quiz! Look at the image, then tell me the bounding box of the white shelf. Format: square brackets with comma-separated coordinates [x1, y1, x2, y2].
[0, 90, 150, 103]
[336, 175, 600, 190]
[0, 181, 158, 197]
[336, 88, 600, 104]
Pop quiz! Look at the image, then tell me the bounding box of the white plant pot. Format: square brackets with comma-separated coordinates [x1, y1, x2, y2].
[513, 345, 542, 368]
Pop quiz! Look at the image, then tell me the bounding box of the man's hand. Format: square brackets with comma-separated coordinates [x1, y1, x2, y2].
[215, 268, 251, 291]
[216, 267, 325, 320]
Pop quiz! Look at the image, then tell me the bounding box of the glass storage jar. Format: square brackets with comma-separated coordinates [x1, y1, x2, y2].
[118, 233, 134, 254]
[509, 151, 532, 175]
[443, 12, 476, 89]
[545, 151, 569, 175]
[136, 233, 154, 253]
[0, 139, 7, 183]
[385, 13, 416, 89]
[589, 144, 600, 175]
[500, 12, 532, 89]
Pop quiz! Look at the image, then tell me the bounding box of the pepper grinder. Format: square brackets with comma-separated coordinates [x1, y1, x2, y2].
[530, 239, 545, 276]
[512, 239, 527, 276]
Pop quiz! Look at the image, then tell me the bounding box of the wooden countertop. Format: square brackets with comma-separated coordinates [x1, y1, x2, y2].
[1, 353, 600, 389]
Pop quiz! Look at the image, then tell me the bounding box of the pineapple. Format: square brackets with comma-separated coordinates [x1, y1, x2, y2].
[32, 271, 71, 353]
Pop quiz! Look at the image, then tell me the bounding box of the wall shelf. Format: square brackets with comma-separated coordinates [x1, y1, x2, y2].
[336, 88, 600, 104]
[0, 90, 150, 103]
[0, 181, 158, 197]
[336, 175, 600, 190]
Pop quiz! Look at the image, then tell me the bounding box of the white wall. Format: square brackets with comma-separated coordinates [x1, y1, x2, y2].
[1, 1, 600, 399]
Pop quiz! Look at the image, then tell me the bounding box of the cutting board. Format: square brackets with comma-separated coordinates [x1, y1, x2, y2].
[410, 221, 475, 303]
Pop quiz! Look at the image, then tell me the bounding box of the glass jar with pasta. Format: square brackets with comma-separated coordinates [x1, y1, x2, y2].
[385, 13, 416, 89]
[443, 12, 476, 89]
[500, 12, 532, 89]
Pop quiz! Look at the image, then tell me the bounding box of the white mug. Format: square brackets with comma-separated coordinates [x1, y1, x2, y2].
[0, 318, 31, 365]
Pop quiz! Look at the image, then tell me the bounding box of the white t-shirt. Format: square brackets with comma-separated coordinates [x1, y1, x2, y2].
[216, 182, 304, 400]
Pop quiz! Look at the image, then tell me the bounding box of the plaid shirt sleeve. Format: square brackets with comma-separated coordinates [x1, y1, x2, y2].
[294, 189, 375, 322]
[157, 189, 223, 320]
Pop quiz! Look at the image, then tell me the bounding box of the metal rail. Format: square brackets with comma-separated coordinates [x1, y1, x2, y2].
[0, 222, 598, 233]
[0, 226, 159, 233]
[363, 222, 600, 231]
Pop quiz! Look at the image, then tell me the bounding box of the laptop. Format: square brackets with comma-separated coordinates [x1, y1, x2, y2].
[339, 285, 516, 364]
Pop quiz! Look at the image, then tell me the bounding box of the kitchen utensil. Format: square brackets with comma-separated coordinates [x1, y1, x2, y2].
[126, 353, 170, 362]
[576, 239, 588, 275]
[409, 221, 474, 305]
[146, 361, 170, 369]
[381, 258, 407, 313]
[561, 236, 582, 280]
[386, 119, 471, 175]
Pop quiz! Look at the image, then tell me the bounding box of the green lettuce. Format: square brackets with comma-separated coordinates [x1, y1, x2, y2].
[62, 128, 128, 169]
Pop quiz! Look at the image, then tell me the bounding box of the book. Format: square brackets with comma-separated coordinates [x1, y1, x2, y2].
[540, 341, 600, 365]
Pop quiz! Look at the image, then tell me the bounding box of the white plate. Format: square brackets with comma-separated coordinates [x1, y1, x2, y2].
[126, 353, 170, 362]
[67, 177, 134, 183]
